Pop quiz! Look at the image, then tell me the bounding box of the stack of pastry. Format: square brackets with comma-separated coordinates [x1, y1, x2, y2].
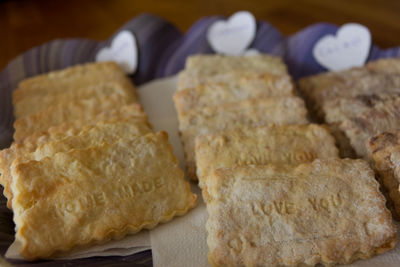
[175, 54, 397, 266]
[175, 54, 310, 180]
[299, 58, 400, 158]
[0, 62, 197, 260]
[300, 58, 400, 223]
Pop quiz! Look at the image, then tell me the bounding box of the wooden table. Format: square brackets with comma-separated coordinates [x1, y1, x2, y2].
[0, 0, 399, 70]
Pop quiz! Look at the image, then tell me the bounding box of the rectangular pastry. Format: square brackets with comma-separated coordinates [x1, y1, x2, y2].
[322, 93, 400, 124]
[178, 54, 288, 89]
[13, 62, 134, 104]
[366, 57, 400, 74]
[0, 120, 152, 208]
[11, 132, 197, 260]
[177, 70, 292, 92]
[337, 97, 400, 158]
[13, 94, 136, 141]
[298, 62, 400, 121]
[195, 124, 338, 188]
[0, 105, 148, 208]
[205, 159, 396, 266]
[14, 81, 137, 118]
[32, 121, 152, 159]
[367, 130, 400, 219]
[185, 54, 288, 75]
[321, 94, 400, 158]
[178, 97, 309, 180]
[174, 73, 293, 114]
[15, 104, 146, 149]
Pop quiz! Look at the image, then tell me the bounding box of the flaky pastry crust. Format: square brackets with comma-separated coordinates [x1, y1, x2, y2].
[205, 159, 396, 266]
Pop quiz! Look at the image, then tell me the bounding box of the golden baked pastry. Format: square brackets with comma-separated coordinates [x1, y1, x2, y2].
[320, 94, 400, 158]
[13, 95, 136, 141]
[178, 54, 288, 89]
[13, 62, 134, 104]
[323, 93, 400, 125]
[178, 70, 292, 91]
[298, 61, 400, 121]
[174, 73, 293, 114]
[195, 124, 338, 188]
[338, 97, 400, 158]
[185, 54, 287, 74]
[11, 132, 197, 260]
[12, 104, 145, 153]
[205, 159, 397, 266]
[0, 105, 148, 208]
[178, 97, 309, 180]
[366, 57, 400, 74]
[33, 121, 151, 159]
[1, 119, 152, 208]
[367, 131, 400, 219]
[14, 81, 137, 118]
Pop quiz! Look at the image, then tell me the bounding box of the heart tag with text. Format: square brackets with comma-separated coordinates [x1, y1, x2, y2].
[207, 11, 256, 56]
[313, 23, 371, 71]
[96, 30, 138, 74]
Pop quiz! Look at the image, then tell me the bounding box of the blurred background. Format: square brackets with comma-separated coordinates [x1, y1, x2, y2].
[0, 0, 399, 70]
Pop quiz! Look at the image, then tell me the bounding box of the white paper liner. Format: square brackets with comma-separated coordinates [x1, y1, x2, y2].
[6, 231, 150, 260]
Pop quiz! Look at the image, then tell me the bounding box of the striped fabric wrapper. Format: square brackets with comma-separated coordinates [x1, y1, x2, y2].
[0, 13, 399, 266]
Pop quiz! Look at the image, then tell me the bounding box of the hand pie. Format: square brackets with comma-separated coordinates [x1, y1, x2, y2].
[338, 97, 400, 158]
[0, 119, 152, 208]
[205, 159, 396, 266]
[323, 93, 400, 124]
[13, 62, 134, 104]
[13, 95, 136, 141]
[184, 54, 287, 75]
[174, 73, 293, 114]
[178, 54, 288, 90]
[321, 94, 400, 158]
[298, 59, 400, 121]
[14, 81, 137, 119]
[0, 104, 148, 208]
[366, 57, 400, 75]
[178, 97, 308, 180]
[367, 130, 400, 219]
[195, 124, 338, 188]
[11, 132, 197, 260]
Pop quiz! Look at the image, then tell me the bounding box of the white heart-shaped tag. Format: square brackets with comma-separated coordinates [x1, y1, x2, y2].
[313, 23, 371, 71]
[96, 30, 138, 74]
[207, 11, 256, 56]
